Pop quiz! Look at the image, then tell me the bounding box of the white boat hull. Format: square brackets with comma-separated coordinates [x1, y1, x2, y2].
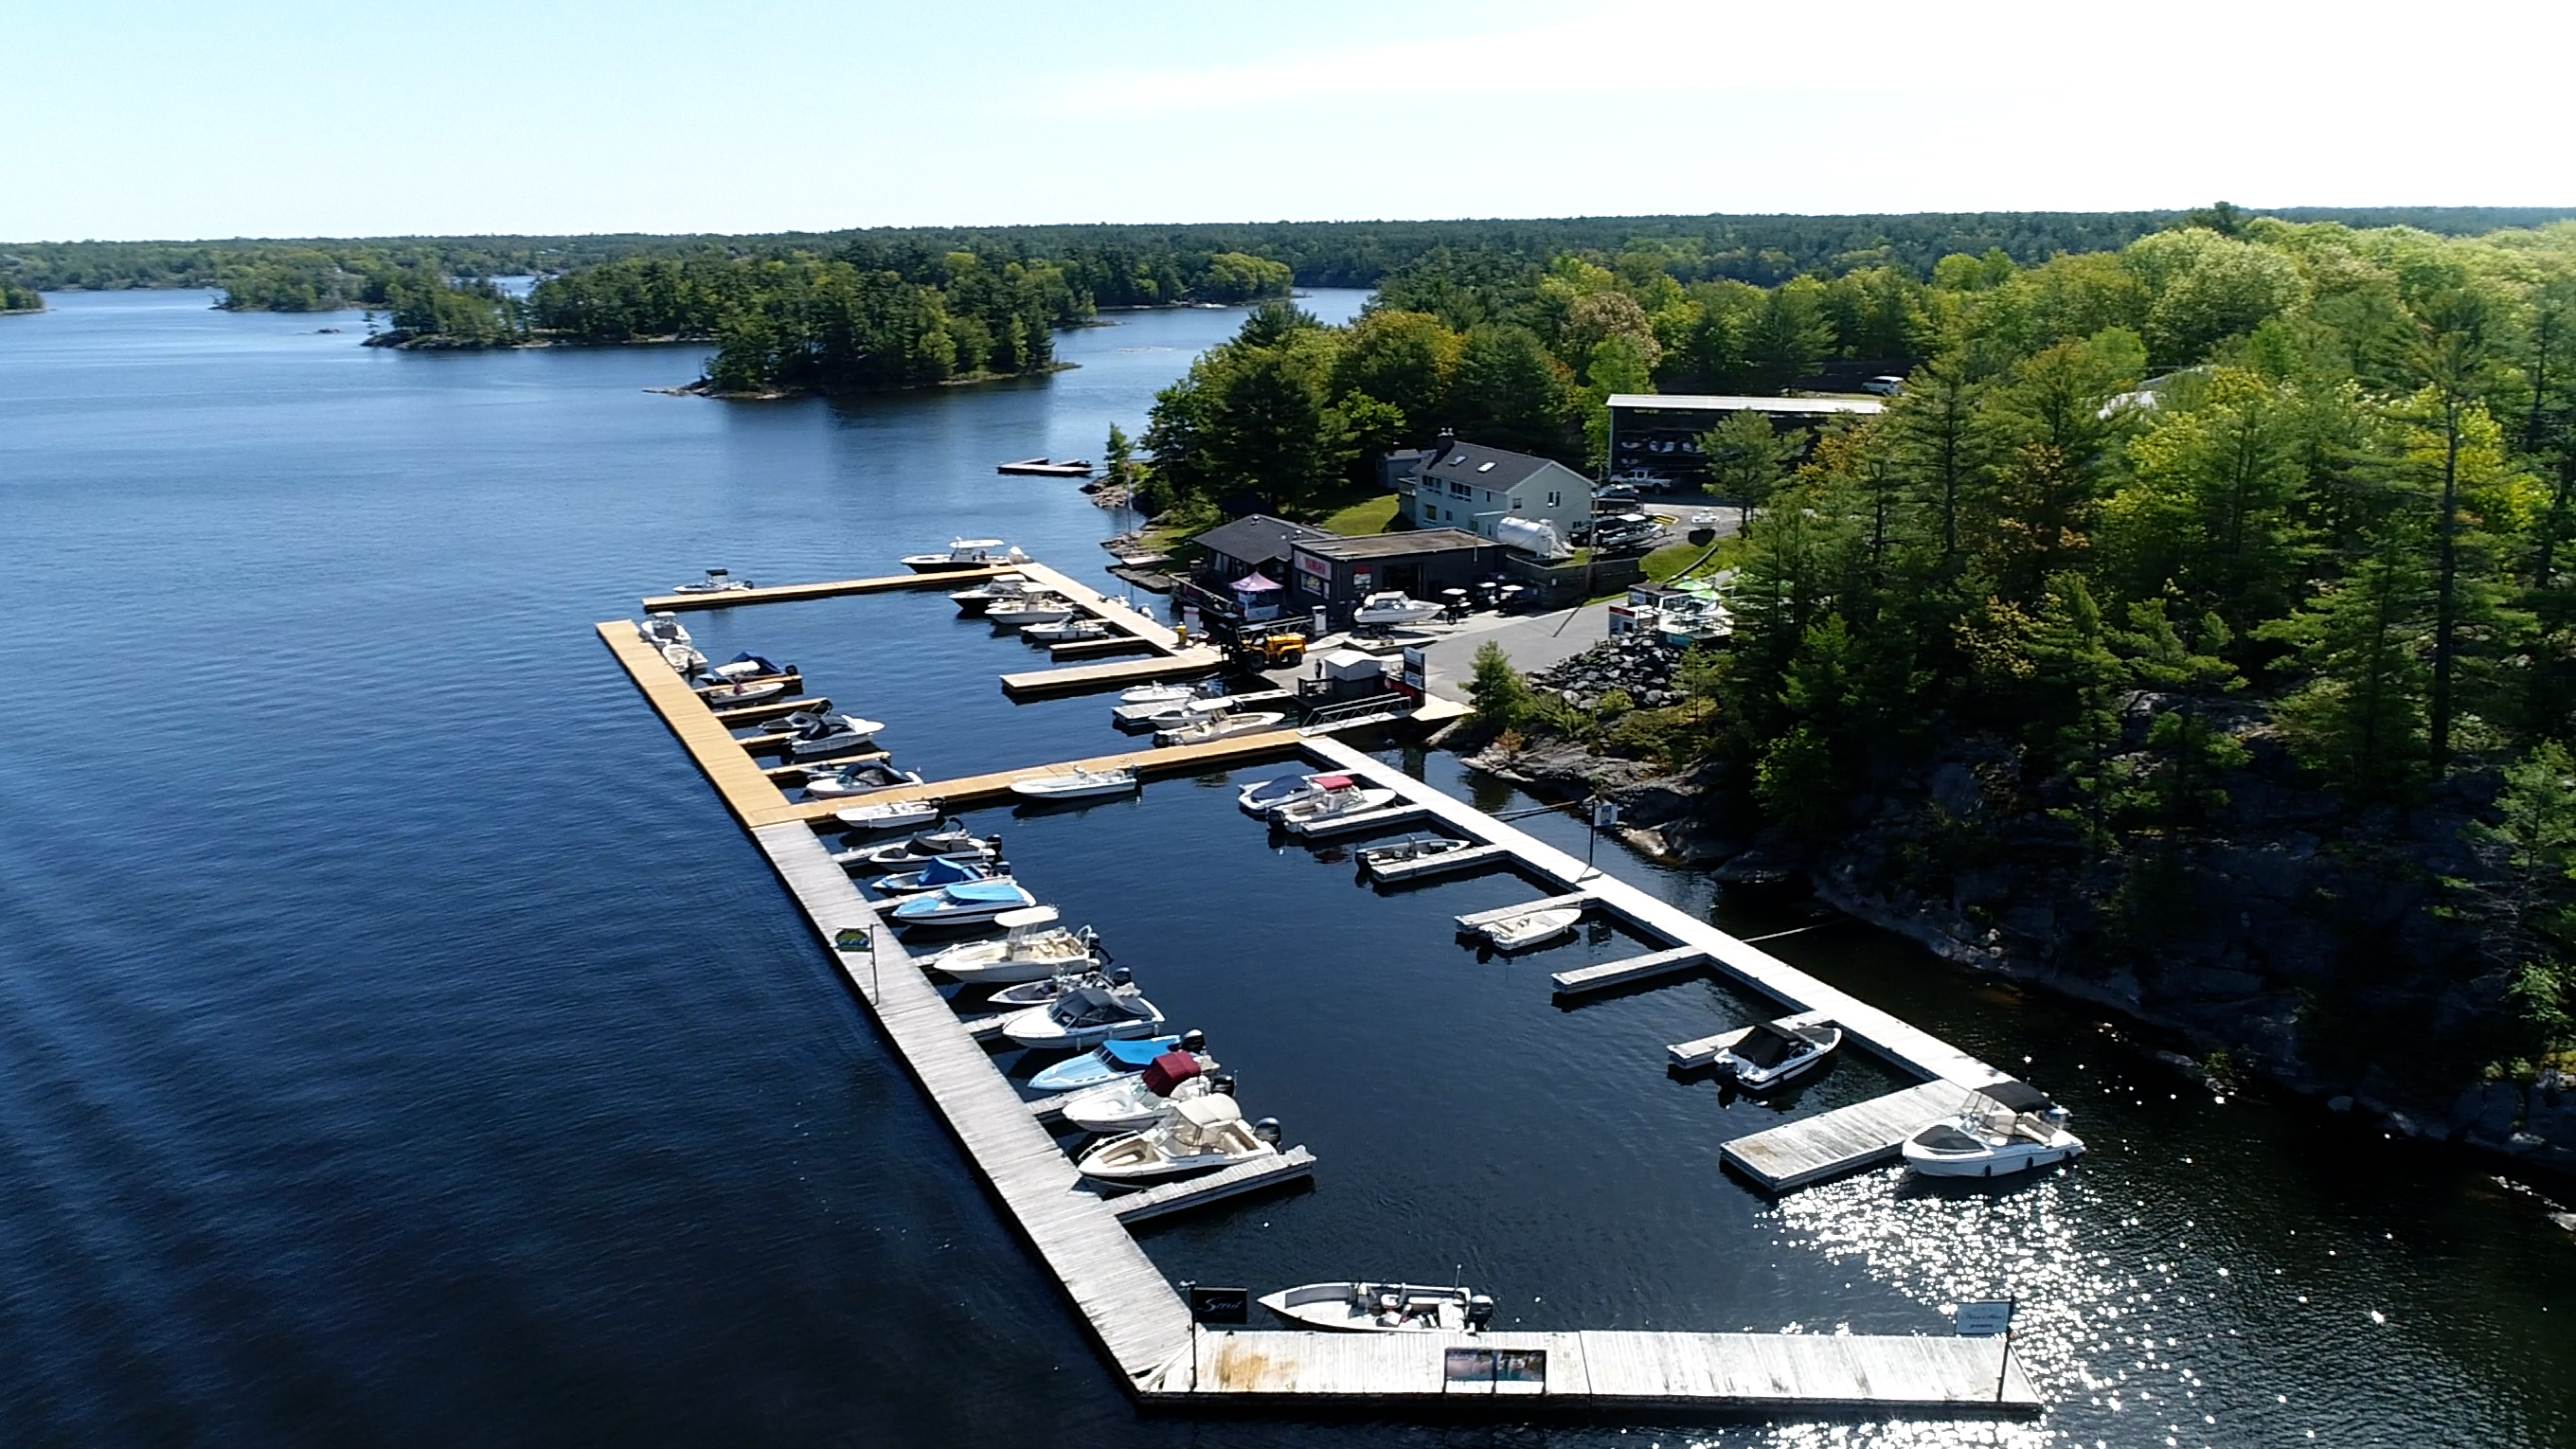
[1010, 771, 1138, 801]
[1259, 1281, 1479, 1333]
[832, 801, 943, 832]
[1480, 905, 1582, 952]
[1002, 995, 1164, 1049]
[1076, 1132, 1276, 1183]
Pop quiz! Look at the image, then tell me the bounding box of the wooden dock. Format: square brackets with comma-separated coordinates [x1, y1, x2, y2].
[1550, 945, 1706, 995]
[643, 565, 1009, 612]
[708, 694, 828, 725]
[1667, 1011, 1834, 1069]
[694, 670, 802, 696]
[769, 731, 1309, 825]
[1104, 1148, 1317, 1224]
[1153, 1329, 2037, 1410]
[1366, 842, 1510, 884]
[1004, 647, 1225, 698]
[1718, 1082, 1963, 1190]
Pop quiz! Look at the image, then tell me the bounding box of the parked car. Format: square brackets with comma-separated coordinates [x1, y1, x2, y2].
[1861, 375, 1906, 397]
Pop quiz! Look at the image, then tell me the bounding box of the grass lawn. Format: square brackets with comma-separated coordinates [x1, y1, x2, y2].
[1316, 492, 1401, 536]
[1642, 540, 1734, 583]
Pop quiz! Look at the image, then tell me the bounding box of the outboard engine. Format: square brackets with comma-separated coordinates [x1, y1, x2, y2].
[1108, 966, 1133, 987]
[1209, 1073, 1237, 1097]
[1464, 1295, 1496, 1333]
[1179, 1029, 1206, 1053]
[1252, 1117, 1282, 1145]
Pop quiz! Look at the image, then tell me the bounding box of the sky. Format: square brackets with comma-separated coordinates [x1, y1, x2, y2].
[7, 0, 2572, 241]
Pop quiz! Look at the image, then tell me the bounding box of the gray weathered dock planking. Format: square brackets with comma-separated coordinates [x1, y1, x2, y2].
[1718, 1082, 1964, 1190]
[643, 564, 1010, 612]
[1152, 1328, 2039, 1409]
[1002, 647, 1228, 697]
[1549, 945, 1707, 995]
[1048, 634, 1160, 661]
[1105, 1147, 1317, 1224]
[1453, 892, 1597, 930]
[708, 694, 830, 725]
[1365, 842, 1510, 884]
[1667, 1010, 1834, 1069]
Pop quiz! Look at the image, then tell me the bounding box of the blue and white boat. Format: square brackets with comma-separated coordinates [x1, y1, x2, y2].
[869, 854, 1005, 897]
[1029, 1029, 1203, 1093]
[1238, 772, 1334, 817]
[707, 652, 793, 681]
[1001, 983, 1164, 1049]
[888, 879, 1037, 927]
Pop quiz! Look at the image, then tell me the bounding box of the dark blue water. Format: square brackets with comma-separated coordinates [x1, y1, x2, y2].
[3, 291, 2571, 1448]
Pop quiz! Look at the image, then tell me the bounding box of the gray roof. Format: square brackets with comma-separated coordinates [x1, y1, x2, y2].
[1191, 513, 1329, 567]
[1296, 528, 1493, 562]
[1412, 438, 1581, 494]
[1607, 394, 1884, 417]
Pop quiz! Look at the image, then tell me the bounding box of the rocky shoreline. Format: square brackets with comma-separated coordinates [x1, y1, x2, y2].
[1462, 637, 2576, 1179]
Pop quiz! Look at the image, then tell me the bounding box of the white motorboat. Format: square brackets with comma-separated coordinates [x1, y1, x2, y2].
[1118, 682, 1203, 706]
[844, 827, 994, 868]
[924, 906, 1104, 984]
[1126, 697, 1232, 730]
[1009, 767, 1138, 801]
[779, 709, 886, 760]
[1276, 778, 1398, 831]
[886, 879, 1037, 927]
[707, 653, 794, 682]
[1259, 1280, 1493, 1333]
[1238, 772, 1336, 818]
[1902, 1083, 2086, 1178]
[1055, 1052, 1225, 1134]
[986, 597, 1077, 629]
[870, 854, 1008, 897]
[701, 676, 790, 708]
[1351, 591, 1441, 627]
[1155, 710, 1288, 745]
[1022, 617, 1111, 644]
[948, 575, 1029, 614]
[802, 760, 922, 798]
[1710, 1017, 1844, 1091]
[902, 538, 1019, 574]
[832, 798, 946, 833]
[1029, 1029, 1201, 1093]
[671, 567, 753, 594]
[989, 963, 1127, 1010]
[637, 614, 706, 672]
[1001, 983, 1166, 1049]
[1477, 904, 1583, 952]
[1355, 835, 1475, 869]
[1075, 1095, 1281, 1183]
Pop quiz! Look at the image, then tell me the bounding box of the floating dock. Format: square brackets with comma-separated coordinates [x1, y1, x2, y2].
[1549, 945, 1707, 994]
[644, 565, 1011, 613]
[1667, 1011, 1834, 1070]
[1717, 1082, 1965, 1190]
[1104, 1147, 1317, 1225]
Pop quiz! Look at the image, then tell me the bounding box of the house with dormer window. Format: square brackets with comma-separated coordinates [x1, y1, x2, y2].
[1390, 435, 1593, 542]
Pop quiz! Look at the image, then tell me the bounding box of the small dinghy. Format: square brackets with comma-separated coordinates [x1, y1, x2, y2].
[902, 538, 1017, 574]
[1356, 835, 1474, 869]
[671, 567, 752, 594]
[869, 853, 1006, 897]
[637, 614, 706, 672]
[888, 879, 1038, 928]
[1055, 1052, 1226, 1134]
[1902, 1082, 2085, 1178]
[1076, 1096, 1280, 1183]
[1238, 772, 1335, 817]
[701, 676, 791, 707]
[832, 797, 944, 832]
[779, 709, 886, 760]
[845, 826, 993, 867]
[1276, 778, 1398, 831]
[1001, 981, 1165, 1049]
[1009, 767, 1138, 801]
[925, 906, 1102, 984]
[707, 653, 795, 682]
[803, 760, 922, 798]
[1259, 1280, 1494, 1333]
[986, 597, 1077, 629]
[1710, 1017, 1844, 1090]
[1118, 682, 1203, 706]
[1022, 617, 1111, 644]
[1477, 904, 1583, 952]
[1156, 710, 1288, 745]
[1029, 1029, 1201, 1094]
[1351, 591, 1441, 627]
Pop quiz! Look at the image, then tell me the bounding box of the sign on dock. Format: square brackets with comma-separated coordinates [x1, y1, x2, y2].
[1953, 1300, 2014, 1337]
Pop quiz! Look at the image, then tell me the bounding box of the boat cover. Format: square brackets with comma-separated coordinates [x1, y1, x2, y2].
[1103, 1036, 1177, 1065]
[1053, 986, 1150, 1029]
[939, 881, 1029, 903]
[1141, 1051, 1202, 1097]
[1979, 1079, 2054, 1113]
[1732, 1021, 1805, 1067]
[1175, 1096, 1243, 1127]
[1245, 774, 1310, 803]
[918, 856, 979, 887]
[1312, 775, 1354, 791]
[719, 653, 781, 672]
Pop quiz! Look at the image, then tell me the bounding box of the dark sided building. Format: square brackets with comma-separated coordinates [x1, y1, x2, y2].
[1287, 528, 1499, 624]
[1605, 394, 1886, 491]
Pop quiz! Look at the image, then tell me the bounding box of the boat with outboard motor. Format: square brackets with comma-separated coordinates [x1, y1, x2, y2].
[1074, 1095, 1280, 1183]
[922, 905, 1102, 984]
[1709, 1017, 1844, 1090]
[1155, 710, 1288, 745]
[637, 614, 706, 672]
[701, 675, 791, 707]
[671, 567, 752, 594]
[1275, 778, 1398, 831]
[706, 652, 795, 683]
[1000, 980, 1165, 1049]
[1355, 834, 1476, 870]
[1238, 772, 1335, 818]
[985, 596, 1077, 629]
[887, 879, 1038, 928]
[901, 539, 1020, 573]
[1029, 1029, 1203, 1093]
[1476, 904, 1583, 952]
[1259, 1280, 1494, 1333]
[868, 854, 1008, 898]
[1009, 767, 1138, 801]
[1902, 1082, 2086, 1178]
[987, 962, 1128, 1010]
[1118, 682, 1204, 707]
[1351, 591, 1441, 627]
[843, 826, 993, 867]
[948, 575, 1030, 614]
[832, 798, 945, 833]
[1054, 1050, 1225, 1134]
[777, 708, 886, 760]
[802, 760, 922, 798]
[1022, 617, 1112, 644]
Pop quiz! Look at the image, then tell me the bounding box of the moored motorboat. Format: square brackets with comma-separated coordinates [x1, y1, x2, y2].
[637, 614, 706, 672]
[1118, 682, 1203, 706]
[1477, 904, 1583, 952]
[1022, 617, 1112, 644]
[1029, 1029, 1201, 1094]
[1055, 1051, 1225, 1134]
[1709, 1017, 1844, 1090]
[996, 456, 1094, 477]
[988, 962, 1127, 1010]
[832, 797, 946, 833]
[948, 575, 1031, 614]
[707, 653, 795, 682]
[671, 567, 753, 594]
[1000, 982, 1165, 1049]
[1075, 1096, 1280, 1183]
[1124, 697, 1232, 731]
[1009, 767, 1138, 801]
[701, 675, 790, 707]
[802, 760, 922, 798]
[924, 905, 1102, 984]
[1258, 1280, 1494, 1333]
[887, 879, 1038, 927]
[1901, 1082, 2085, 1178]
[986, 596, 1077, 629]
[902, 538, 1019, 573]
[1238, 772, 1336, 818]
[869, 854, 1007, 898]
[1351, 591, 1441, 627]
[1355, 835, 1474, 869]
[779, 708, 886, 760]
[1156, 710, 1288, 745]
[1275, 778, 1398, 831]
[844, 826, 993, 866]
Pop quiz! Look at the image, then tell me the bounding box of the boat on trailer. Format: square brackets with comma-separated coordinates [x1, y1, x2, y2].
[1259, 1280, 1494, 1333]
[1902, 1082, 2085, 1178]
[901, 538, 1019, 573]
[1709, 1017, 1843, 1091]
[1351, 591, 1441, 627]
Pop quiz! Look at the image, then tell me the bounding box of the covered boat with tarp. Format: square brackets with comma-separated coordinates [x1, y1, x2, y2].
[1902, 1079, 2084, 1178]
[1708, 1017, 1842, 1090]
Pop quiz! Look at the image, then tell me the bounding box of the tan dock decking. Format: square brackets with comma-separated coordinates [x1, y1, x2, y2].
[642, 565, 1011, 612]
[769, 731, 1310, 824]
[1718, 1082, 1964, 1190]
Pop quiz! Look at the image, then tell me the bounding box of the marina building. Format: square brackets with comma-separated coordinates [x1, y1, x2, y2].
[1287, 528, 1499, 622]
[1605, 394, 1885, 490]
[1391, 437, 1593, 541]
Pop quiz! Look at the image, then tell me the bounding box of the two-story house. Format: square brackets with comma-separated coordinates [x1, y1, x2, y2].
[1392, 436, 1592, 543]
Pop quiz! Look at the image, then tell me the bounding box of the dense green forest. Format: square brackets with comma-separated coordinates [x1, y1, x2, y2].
[0, 277, 38, 312]
[1295, 211, 2576, 1082]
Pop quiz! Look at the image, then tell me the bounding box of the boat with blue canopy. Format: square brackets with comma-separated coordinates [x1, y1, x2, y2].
[888, 879, 1036, 926]
[1029, 1030, 1201, 1093]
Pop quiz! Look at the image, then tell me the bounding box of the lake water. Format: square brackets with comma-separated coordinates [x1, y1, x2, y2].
[1, 290, 2570, 1448]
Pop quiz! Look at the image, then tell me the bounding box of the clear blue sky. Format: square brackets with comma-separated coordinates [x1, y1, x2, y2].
[8, 0, 2570, 241]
